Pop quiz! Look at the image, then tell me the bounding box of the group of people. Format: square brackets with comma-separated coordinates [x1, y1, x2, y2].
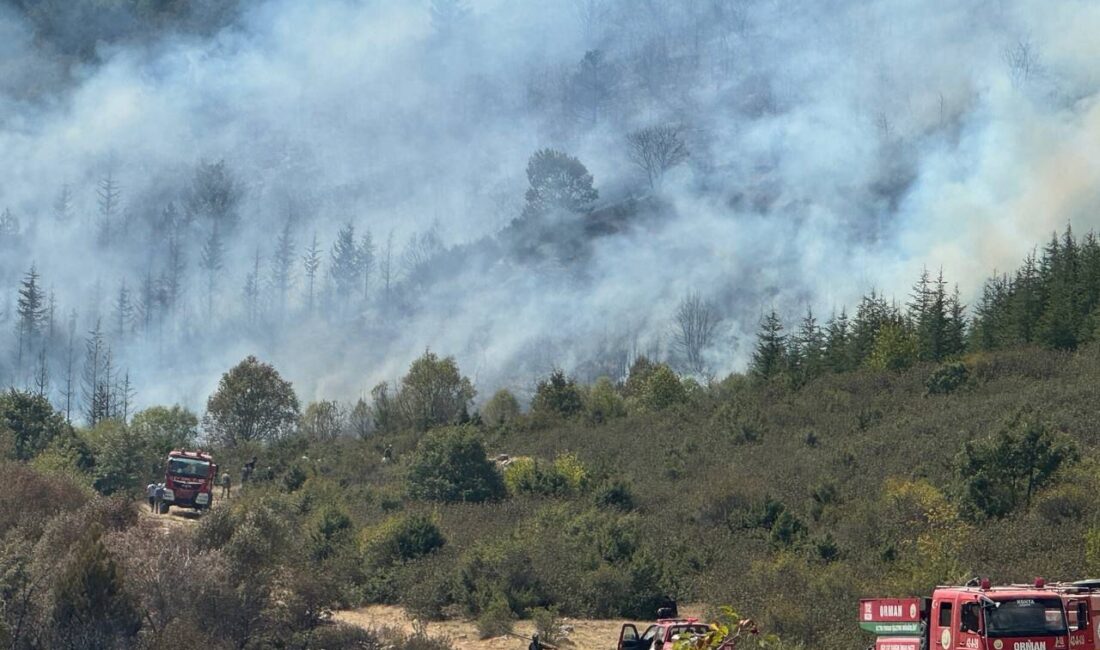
[218, 456, 259, 500]
[145, 482, 167, 513]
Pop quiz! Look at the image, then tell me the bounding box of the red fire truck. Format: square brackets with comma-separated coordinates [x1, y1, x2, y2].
[1049, 580, 1100, 649]
[160, 449, 218, 513]
[861, 579, 1071, 650]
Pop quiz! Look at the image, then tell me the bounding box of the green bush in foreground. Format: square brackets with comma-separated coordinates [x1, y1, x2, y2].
[406, 427, 505, 503]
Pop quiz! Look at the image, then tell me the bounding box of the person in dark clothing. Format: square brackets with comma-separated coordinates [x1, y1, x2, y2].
[242, 456, 257, 485]
[154, 483, 166, 514]
[528, 633, 541, 650]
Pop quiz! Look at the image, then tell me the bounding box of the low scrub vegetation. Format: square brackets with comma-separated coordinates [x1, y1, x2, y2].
[4, 341, 1100, 648]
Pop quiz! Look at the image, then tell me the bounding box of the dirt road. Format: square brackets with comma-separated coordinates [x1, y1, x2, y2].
[334, 604, 705, 650]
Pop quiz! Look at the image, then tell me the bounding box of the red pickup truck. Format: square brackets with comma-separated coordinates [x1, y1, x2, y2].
[618, 618, 711, 650]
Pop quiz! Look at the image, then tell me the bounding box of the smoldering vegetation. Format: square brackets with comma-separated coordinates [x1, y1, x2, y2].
[0, 0, 1096, 415]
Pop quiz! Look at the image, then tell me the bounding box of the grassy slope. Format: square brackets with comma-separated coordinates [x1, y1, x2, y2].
[225, 346, 1100, 649]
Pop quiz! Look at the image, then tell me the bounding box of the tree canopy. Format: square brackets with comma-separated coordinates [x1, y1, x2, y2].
[203, 355, 300, 446]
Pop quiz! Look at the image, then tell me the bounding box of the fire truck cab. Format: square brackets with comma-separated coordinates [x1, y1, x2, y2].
[928, 581, 1069, 650]
[1050, 580, 1100, 650]
[161, 449, 218, 513]
[862, 580, 1071, 650]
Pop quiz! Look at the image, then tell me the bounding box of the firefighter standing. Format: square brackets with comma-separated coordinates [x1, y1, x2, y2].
[153, 483, 165, 514]
[220, 471, 231, 499]
[146, 482, 157, 512]
[528, 634, 541, 650]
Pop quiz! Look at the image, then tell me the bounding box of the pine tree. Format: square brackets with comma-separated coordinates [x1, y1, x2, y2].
[944, 284, 967, 355]
[96, 169, 121, 248]
[243, 249, 262, 325]
[33, 348, 49, 397]
[1081, 232, 1100, 315]
[750, 310, 787, 380]
[793, 307, 826, 382]
[137, 271, 156, 335]
[46, 288, 57, 342]
[116, 370, 135, 422]
[850, 290, 895, 365]
[0, 207, 19, 242]
[329, 222, 361, 304]
[164, 227, 185, 312]
[271, 218, 295, 318]
[907, 267, 931, 327]
[15, 264, 47, 375]
[972, 273, 1010, 351]
[199, 225, 225, 320]
[63, 310, 77, 423]
[302, 232, 322, 315]
[82, 320, 108, 426]
[381, 230, 395, 305]
[1010, 252, 1042, 345]
[1037, 226, 1082, 350]
[112, 281, 134, 341]
[53, 184, 73, 223]
[359, 228, 376, 303]
[824, 309, 853, 373]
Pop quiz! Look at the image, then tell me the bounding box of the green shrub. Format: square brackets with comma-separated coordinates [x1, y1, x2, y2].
[504, 457, 569, 497]
[283, 464, 308, 492]
[925, 361, 970, 395]
[957, 408, 1077, 518]
[476, 593, 514, 639]
[406, 427, 505, 503]
[0, 389, 71, 461]
[866, 323, 919, 371]
[365, 513, 446, 565]
[50, 526, 141, 648]
[586, 377, 626, 423]
[482, 389, 521, 427]
[531, 606, 564, 645]
[455, 540, 544, 616]
[640, 365, 687, 411]
[308, 505, 354, 563]
[769, 511, 807, 547]
[593, 478, 635, 511]
[1034, 484, 1090, 525]
[532, 370, 584, 419]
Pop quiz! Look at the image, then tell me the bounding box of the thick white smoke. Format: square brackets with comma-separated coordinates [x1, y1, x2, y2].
[0, 0, 1097, 414]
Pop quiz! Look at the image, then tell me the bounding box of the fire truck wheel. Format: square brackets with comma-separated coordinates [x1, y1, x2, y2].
[159, 503, 170, 514]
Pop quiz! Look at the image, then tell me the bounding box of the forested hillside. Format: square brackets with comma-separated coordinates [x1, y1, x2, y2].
[5, 229, 1100, 648]
[4, 317, 1100, 648]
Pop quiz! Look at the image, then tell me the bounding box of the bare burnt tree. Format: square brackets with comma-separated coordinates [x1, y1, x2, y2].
[380, 230, 395, 304]
[673, 291, 719, 374]
[401, 225, 443, 283]
[1003, 37, 1041, 88]
[270, 218, 295, 319]
[627, 124, 689, 190]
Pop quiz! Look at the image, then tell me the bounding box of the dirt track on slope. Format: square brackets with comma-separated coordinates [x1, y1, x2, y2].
[136, 496, 705, 650]
[334, 604, 706, 650]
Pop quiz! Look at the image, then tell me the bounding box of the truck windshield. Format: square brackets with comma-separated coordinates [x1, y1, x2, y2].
[168, 458, 210, 478]
[987, 598, 1067, 638]
[668, 625, 710, 641]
